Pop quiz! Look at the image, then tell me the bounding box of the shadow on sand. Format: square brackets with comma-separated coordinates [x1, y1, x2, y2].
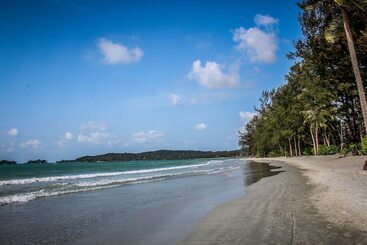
[243, 161, 284, 186]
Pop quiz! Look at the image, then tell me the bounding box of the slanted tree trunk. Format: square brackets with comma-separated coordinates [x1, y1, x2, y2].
[323, 129, 330, 147]
[341, 8, 367, 135]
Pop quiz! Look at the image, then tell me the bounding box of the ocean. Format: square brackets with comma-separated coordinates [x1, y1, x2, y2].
[0, 158, 278, 244]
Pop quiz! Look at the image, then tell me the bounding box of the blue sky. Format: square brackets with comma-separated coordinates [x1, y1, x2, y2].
[0, 0, 301, 162]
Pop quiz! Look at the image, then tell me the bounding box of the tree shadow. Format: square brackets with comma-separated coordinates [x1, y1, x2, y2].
[243, 161, 284, 186]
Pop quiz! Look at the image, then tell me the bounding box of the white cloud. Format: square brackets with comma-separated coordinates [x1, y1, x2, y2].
[233, 14, 279, 63]
[188, 60, 240, 89]
[77, 121, 116, 145]
[132, 130, 165, 144]
[239, 111, 256, 122]
[56, 132, 74, 146]
[77, 132, 115, 144]
[19, 139, 41, 149]
[233, 27, 278, 63]
[64, 132, 73, 140]
[98, 38, 143, 64]
[168, 93, 181, 106]
[195, 123, 207, 130]
[254, 14, 279, 27]
[8, 128, 18, 136]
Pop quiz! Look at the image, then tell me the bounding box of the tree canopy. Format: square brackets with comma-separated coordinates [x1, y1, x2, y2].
[239, 0, 367, 157]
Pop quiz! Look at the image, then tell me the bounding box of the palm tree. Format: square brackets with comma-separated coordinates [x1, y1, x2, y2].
[302, 0, 367, 134]
[302, 107, 333, 155]
[338, 1, 367, 135]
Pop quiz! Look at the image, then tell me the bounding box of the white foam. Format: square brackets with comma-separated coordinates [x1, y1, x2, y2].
[0, 160, 224, 186]
[0, 185, 121, 205]
[0, 167, 221, 205]
[0, 159, 236, 205]
[73, 169, 210, 188]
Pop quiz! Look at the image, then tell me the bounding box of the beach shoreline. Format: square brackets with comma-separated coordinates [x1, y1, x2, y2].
[180, 156, 367, 244]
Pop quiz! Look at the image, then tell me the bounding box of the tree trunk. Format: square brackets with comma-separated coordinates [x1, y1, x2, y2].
[339, 121, 344, 151]
[283, 143, 286, 157]
[298, 136, 302, 156]
[294, 136, 298, 157]
[289, 138, 293, 157]
[310, 127, 317, 156]
[315, 125, 319, 155]
[341, 8, 367, 135]
[324, 129, 330, 147]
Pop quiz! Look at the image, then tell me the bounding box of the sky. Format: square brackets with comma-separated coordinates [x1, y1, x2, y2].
[0, 0, 301, 162]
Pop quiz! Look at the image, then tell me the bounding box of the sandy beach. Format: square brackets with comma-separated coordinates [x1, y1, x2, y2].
[181, 156, 367, 244]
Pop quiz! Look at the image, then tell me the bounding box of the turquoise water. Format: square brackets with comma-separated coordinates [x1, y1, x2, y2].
[0, 158, 247, 244]
[0, 159, 283, 244]
[0, 158, 213, 179]
[0, 158, 239, 205]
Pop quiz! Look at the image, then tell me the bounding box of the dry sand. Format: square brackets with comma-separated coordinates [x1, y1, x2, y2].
[180, 156, 367, 244]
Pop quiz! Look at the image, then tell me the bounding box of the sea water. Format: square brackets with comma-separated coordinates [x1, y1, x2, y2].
[0, 158, 280, 244]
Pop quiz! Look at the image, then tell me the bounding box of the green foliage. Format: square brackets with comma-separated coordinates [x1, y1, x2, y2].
[239, 0, 367, 157]
[267, 150, 281, 157]
[347, 143, 361, 155]
[318, 145, 339, 155]
[361, 136, 367, 155]
[340, 143, 361, 155]
[303, 147, 314, 156]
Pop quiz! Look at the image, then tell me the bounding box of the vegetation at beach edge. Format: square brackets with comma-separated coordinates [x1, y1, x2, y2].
[239, 0, 367, 158]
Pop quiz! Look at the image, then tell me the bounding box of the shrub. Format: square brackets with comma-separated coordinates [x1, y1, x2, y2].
[361, 136, 367, 155]
[347, 143, 361, 155]
[340, 146, 348, 156]
[268, 150, 281, 157]
[303, 147, 313, 156]
[318, 145, 339, 155]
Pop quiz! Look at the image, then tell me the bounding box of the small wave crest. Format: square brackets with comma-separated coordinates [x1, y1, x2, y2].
[0, 160, 224, 186]
[0, 169, 214, 205]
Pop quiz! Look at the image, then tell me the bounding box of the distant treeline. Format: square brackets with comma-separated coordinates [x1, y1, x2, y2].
[57, 150, 240, 163]
[0, 160, 17, 165]
[0, 159, 48, 165]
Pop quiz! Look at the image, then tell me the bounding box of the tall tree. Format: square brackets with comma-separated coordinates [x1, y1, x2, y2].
[302, 0, 367, 134]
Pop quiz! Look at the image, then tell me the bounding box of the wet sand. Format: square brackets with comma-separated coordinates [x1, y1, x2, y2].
[181, 157, 367, 244]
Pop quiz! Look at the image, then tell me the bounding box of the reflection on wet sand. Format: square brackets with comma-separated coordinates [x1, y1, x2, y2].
[243, 161, 283, 186]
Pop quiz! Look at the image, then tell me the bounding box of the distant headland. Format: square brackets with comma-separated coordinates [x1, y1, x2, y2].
[57, 150, 240, 163]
